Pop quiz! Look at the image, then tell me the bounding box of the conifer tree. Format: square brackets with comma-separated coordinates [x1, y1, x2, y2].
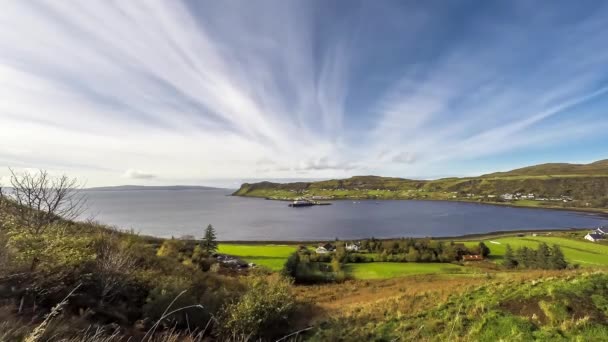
[536, 243, 551, 269]
[201, 224, 218, 255]
[478, 242, 491, 257]
[550, 244, 568, 270]
[503, 244, 518, 269]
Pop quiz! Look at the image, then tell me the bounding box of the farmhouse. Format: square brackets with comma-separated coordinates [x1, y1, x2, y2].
[585, 233, 605, 242]
[462, 254, 484, 261]
[595, 227, 607, 235]
[316, 243, 336, 254]
[345, 242, 360, 251]
[315, 246, 329, 254]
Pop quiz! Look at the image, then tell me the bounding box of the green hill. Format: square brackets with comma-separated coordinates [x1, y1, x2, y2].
[483, 159, 608, 177]
[233, 160, 608, 210]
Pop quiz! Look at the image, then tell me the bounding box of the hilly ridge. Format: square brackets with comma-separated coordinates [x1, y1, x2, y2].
[234, 160, 608, 210]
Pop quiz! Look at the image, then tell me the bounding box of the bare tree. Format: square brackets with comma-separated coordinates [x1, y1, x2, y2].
[7, 168, 87, 235]
[95, 233, 136, 305]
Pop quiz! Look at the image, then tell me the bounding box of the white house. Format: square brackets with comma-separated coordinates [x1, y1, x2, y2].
[315, 246, 329, 254]
[585, 233, 605, 242]
[595, 227, 607, 235]
[345, 243, 360, 251]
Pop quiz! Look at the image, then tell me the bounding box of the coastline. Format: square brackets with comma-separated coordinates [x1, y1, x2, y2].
[217, 228, 591, 244]
[233, 193, 608, 217]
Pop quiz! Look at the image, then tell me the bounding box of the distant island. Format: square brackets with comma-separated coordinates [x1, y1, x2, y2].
[233, 159, 608, 212]
[86, 185, 222, 191]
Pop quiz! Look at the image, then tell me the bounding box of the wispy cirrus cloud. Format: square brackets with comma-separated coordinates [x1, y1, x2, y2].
[1, 1, 608, 185]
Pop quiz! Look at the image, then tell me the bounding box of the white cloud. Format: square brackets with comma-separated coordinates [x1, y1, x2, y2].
[0, 1, 607, 185]
[122, 169, 156, 179]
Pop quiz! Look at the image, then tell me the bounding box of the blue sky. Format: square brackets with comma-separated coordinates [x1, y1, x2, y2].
[1, 0, 607, 187]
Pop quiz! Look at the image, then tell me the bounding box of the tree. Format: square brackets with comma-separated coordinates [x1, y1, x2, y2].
[201, 224, 218, 255]
[536, 243, 551, 269]
[281, 252, 300, 278]
[550, 244, 568, 270]
[478, 242, 491, 257]
[7, 168, 86, 235]
[4, 169, 87, 271]
[503, 244, 518, 269]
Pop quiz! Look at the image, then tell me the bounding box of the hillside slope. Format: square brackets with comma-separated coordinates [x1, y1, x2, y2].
[233, 160, 608, 210]
[483, 159, 608, 177]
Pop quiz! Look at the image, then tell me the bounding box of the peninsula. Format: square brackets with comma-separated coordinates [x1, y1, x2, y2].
[234, 159, 608, 212]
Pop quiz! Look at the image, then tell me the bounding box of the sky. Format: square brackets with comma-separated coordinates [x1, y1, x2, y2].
[1, 0, 608, 188]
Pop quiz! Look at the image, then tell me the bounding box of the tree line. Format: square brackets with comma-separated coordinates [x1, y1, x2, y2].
[503, 243, 568, 269]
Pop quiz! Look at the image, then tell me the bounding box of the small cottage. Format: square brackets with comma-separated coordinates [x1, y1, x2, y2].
[585, 233, 605, 242]
[345, 242, 360, 251]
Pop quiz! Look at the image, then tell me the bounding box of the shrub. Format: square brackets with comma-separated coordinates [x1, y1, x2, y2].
[220, 275, 295, 340]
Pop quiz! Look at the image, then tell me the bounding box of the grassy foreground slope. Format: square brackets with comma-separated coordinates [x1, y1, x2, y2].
[308, 272, 608, 341]
[343, 262, 470, 279]
[233, 159, 608, 210]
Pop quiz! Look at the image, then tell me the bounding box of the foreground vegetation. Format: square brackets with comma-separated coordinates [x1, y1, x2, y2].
[233, 159, 608, 211]
[0, 170, 304, 341]
[2, 169, 608, 341]
[310, 271, 608, 341]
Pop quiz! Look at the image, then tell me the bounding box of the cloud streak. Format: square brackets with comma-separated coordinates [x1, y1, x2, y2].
[1, 1, 608, 185]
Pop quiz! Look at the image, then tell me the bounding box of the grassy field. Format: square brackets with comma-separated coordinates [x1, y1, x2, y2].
[460, 235, 608, 267]
[217, 244, 297, 271]
[343, 262, 471, 279]
[219, 235, 608, 275]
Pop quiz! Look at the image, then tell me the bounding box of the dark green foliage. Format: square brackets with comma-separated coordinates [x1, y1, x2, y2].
[478, 242, 491, 257]
[510, 243, 568, 270]
[549, 244, 568, 270]
[281, 251, 300, 278]
[503, 244, 518, 268]
[201, 224, 218, 255]
[356, 238, 480, 263]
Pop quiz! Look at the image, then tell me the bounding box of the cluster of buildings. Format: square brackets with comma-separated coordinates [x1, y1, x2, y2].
[584, 227, 607, 242]
[315, 242, 361, 254]
[500, 193, 573, 202]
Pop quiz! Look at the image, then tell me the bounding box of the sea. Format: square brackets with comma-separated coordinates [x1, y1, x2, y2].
[78, 189, 608, 241]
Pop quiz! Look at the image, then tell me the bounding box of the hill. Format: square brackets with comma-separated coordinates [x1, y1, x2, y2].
[483, 159, 608, 177]
[233, 159, 608, 210]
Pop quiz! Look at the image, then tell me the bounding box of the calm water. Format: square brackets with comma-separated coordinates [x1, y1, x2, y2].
[80, 189, 608, 240]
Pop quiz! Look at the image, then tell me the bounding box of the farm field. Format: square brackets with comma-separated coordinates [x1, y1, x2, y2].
[343, 262, 471, 279]
[217, 243, 297, 271]
[219, 234, 608, 277]
[460, 236, 608, 267]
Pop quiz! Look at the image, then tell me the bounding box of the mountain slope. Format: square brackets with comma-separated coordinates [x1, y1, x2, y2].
[483, 159, 608, 177]
[233, 160, 608, 210]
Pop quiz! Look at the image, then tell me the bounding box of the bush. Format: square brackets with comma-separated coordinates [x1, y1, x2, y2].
[220, 275, 295, 340]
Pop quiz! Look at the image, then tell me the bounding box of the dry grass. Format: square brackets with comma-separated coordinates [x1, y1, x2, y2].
[293, 269, 590, 323]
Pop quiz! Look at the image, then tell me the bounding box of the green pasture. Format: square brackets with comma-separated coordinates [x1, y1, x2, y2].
[461, 236, 608, 267]
[218, 244, 297, 271]
[343, 262, 470, 280]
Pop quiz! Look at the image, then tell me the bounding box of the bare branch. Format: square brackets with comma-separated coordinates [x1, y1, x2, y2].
[6, 168, 87, 235]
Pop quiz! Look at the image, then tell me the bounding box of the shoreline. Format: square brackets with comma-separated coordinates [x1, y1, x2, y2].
[234, 194, 608, 217]
[218, 228, 592, 245]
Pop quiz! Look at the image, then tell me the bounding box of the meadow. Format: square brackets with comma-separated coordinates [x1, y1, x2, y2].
[218, 243, 297, 270]
[459, 235, 608, 267]
[343, 262, 471, 279]
[219, 234, 608, 278]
